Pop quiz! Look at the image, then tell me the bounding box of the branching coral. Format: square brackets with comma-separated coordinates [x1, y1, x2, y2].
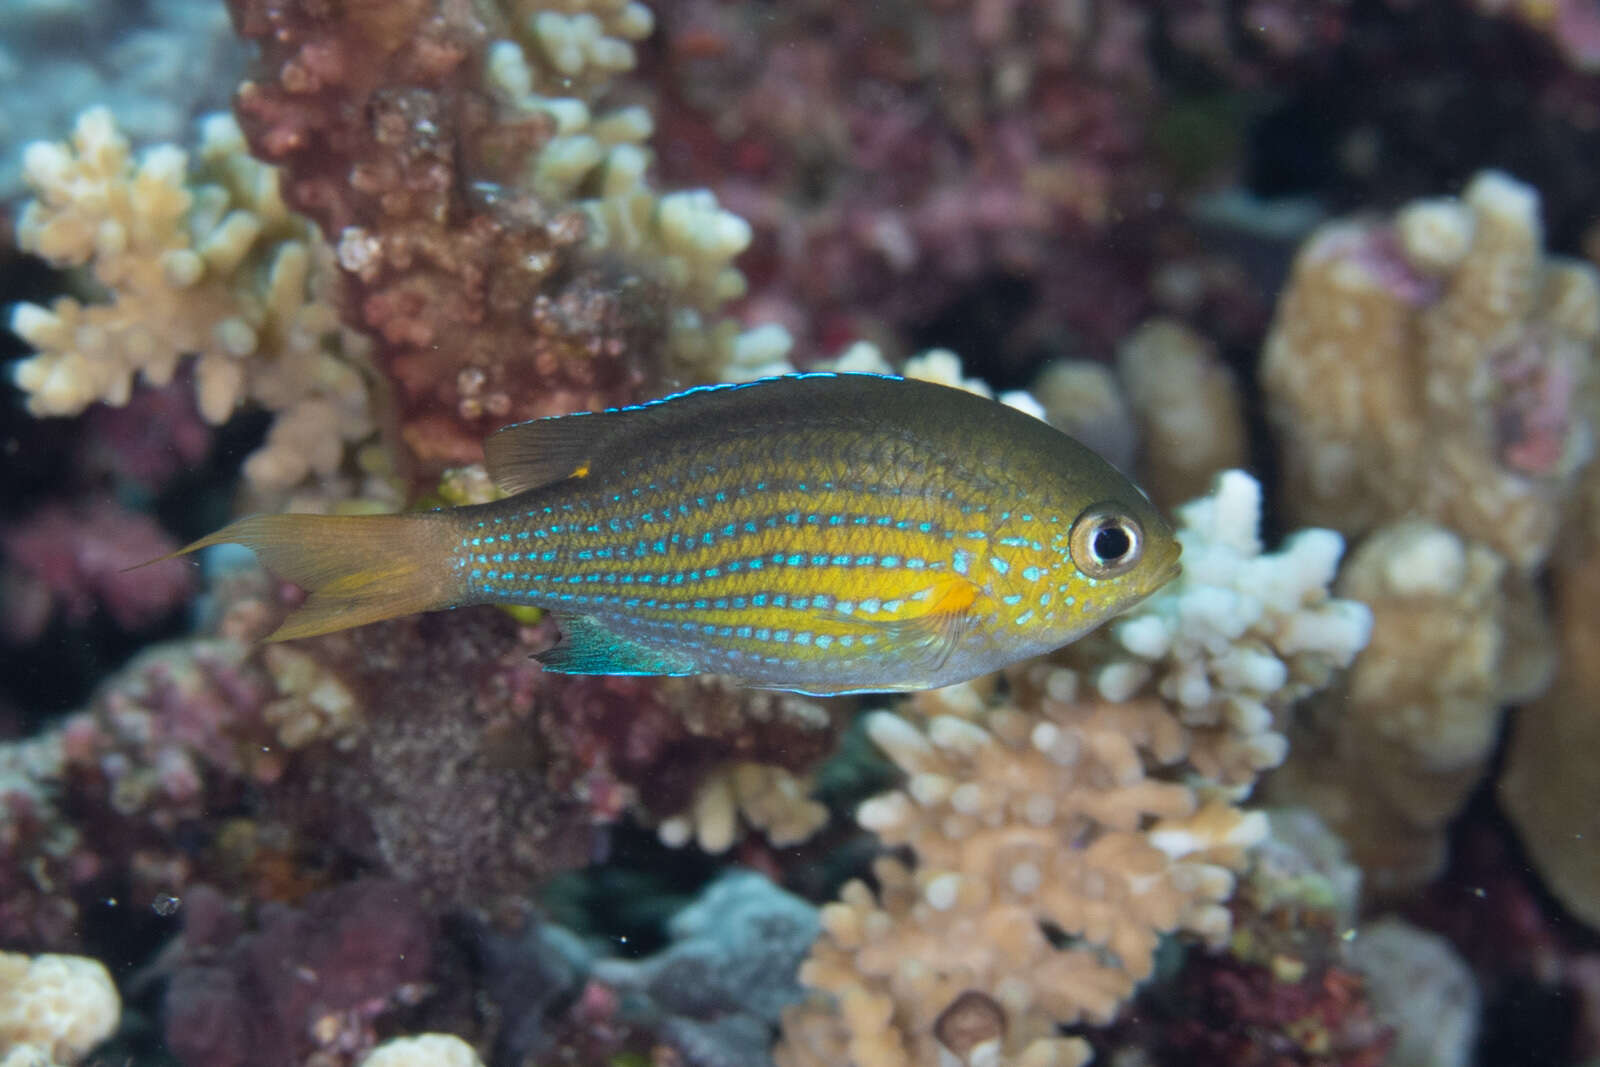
[9, 108, 377, 500]
[777, 471, 1371, 1067]
[656, 761, 829, 854]
[1112, 318, 1248, 511]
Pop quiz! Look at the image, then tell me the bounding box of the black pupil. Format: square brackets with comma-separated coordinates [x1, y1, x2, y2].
[1092, 524, 1132, 563]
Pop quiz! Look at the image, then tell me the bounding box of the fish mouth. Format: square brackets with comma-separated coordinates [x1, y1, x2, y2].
[1150, 540, 1183, 590]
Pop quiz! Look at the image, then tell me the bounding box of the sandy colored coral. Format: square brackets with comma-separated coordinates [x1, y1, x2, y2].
[358, 1034, 485, 1067]
[1114, 317, 1248, 510]
[1064, 470, 1373, 788]
[1028, 359, 1138, 478]
[778, 471, 1370, 1067]
[657, 761, 828, 853]
[1261, 170, 1599, 572]
[1499, 544, 1600, 930]
[9, 108, 376, 500]
[1271, 521, 1553, 892]
[0, 952, 119, 1065]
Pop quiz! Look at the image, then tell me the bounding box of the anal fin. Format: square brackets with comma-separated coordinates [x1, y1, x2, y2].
[537, 614, 699, 676]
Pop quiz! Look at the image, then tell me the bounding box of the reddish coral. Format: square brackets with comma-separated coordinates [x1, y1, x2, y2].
[1150, 957, 1392, 1067]
[1, 499, 194, 642]
[163, 880, 436, 1067]
[225, 0, 664, 486]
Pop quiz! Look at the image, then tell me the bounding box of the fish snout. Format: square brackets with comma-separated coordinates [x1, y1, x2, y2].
[1151, 538, 1183, 590]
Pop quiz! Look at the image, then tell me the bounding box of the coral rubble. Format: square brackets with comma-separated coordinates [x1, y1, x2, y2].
[0, 0, 246, 203]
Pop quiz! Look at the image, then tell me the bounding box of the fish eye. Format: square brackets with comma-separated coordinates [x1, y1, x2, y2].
[1069, 505, 1144, 579]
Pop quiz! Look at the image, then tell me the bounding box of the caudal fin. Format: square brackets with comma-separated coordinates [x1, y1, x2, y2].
[170, 512, 463, 641]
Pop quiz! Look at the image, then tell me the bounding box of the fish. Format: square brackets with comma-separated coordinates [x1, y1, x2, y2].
[174, 372, 1181, 695]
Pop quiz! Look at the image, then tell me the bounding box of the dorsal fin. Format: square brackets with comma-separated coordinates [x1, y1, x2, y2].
[483, 410, 608, 494]
[482, 374, 904, 495]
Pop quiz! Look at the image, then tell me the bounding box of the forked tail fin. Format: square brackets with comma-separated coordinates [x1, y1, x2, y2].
[167, 512, 464, 641]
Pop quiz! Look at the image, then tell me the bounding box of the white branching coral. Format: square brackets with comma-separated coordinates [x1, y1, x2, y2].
[1075, 470, 1375, 787]
[0, 952, 119, 1065]
[484, 0, 791, 384]
[9, 107, 375, 498]
[777, 471, 1372, 1067]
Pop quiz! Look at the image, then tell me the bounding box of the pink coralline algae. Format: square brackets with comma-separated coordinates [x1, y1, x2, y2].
[1, 499, 194, 643]
[645, 0, 1349, 370]
[646, 0, 1166, 366]
[82, 378, 214, 492]
[163, 880, 435, 1067]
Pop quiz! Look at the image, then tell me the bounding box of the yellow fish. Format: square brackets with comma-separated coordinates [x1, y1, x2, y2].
[178, 373, 1180, 695]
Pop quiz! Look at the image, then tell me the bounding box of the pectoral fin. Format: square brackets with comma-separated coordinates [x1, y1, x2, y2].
[832, 575, 988, 672]
[537, 614, 699, 676]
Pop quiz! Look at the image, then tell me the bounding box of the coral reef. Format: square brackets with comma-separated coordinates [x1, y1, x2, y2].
[656, 761, 829, 854]
[359, 1034, 484, 1067]
[0, 952, 119, 1067]
[1497, 539, 1600, 930]
[777, 471, 1371, 1066]
[1144, 955, 1390, 1067]
[1096, 806, 1388, 1067]
[9, 4, 1600, 1067]
[1112, 318, 1248, 511]
[593, 870, 819, 1067]
[1267, 520, 1552, 891]
[646, 0, 1169, 368]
